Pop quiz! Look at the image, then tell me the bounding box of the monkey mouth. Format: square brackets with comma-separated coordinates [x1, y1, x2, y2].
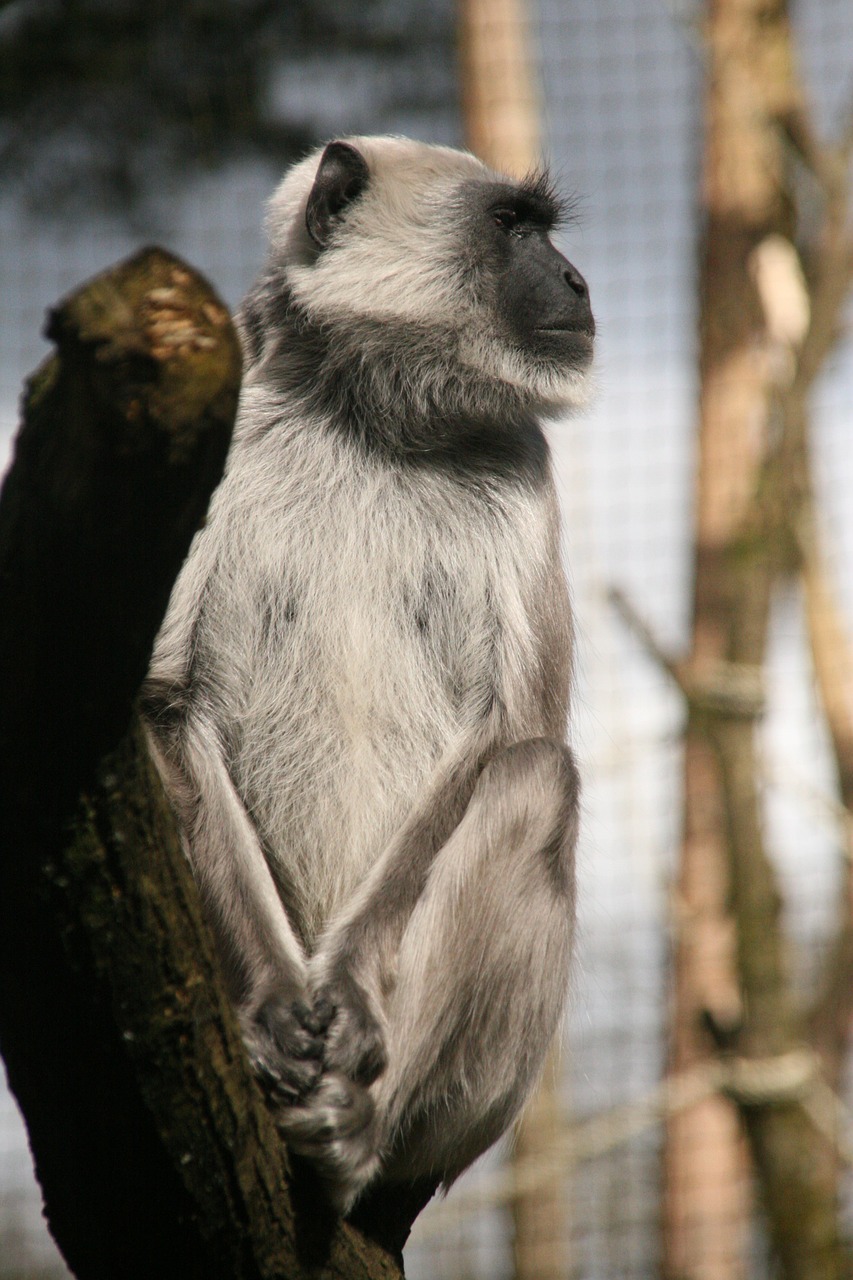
[533, 328, 595, 363]
[534, 327, 594, 339]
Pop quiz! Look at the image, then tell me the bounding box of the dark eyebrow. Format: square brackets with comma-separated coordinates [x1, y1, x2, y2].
[458, 173, 576, 231]
[513, 169, 573, 228]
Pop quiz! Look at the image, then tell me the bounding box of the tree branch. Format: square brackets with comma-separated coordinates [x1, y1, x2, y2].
[0, 249, 404, 1279]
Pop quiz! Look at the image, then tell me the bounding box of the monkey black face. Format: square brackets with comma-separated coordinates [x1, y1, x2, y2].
[461, 175, 595, 381]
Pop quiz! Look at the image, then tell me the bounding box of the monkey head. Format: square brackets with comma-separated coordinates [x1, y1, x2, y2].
[270, 138, 591, 397]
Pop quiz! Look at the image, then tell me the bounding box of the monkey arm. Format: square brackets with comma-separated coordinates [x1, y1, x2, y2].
[311, 744, 485, 1012]
[145, 717, 327, 1102]
[313, 733, 576, 1044]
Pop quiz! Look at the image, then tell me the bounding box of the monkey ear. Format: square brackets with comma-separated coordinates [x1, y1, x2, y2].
[305, 141, 371, 249]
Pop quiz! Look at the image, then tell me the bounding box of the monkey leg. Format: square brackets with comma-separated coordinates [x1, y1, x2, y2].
[376, 737, 577, 1183]
[284, 737, 578, 1210]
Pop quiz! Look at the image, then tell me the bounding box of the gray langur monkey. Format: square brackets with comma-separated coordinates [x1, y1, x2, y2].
[142, 135, 594, 1214]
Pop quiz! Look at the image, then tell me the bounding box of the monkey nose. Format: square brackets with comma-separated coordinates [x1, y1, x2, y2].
[563, 263, 589, 300]
[560, 262, 594, 337]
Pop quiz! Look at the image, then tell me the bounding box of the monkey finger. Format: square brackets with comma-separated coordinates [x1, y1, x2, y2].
[251, 1046, 323, 1101]
[314, 973, 389, 1086]
[309, 994, 336, 1033]
[292, 995, 336, 1037]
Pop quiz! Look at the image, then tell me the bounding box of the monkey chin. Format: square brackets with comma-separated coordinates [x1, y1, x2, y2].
[504, 343, 596, 415]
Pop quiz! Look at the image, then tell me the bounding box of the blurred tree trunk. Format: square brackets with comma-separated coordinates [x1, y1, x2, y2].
[0, 249, 406, 1280]
[459, 4, 570, 1278]
[458, 0, 540, 178]
[662, 1, 784, 1270]
[663, 2, 853, 1278]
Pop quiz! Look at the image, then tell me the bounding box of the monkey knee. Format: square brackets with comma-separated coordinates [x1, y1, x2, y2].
[481, 737, 579, 823]
[475, 738, 579, 883]
[497, 736, 577, 785]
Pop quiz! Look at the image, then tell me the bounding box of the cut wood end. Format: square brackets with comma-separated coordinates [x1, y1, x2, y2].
[43, 246, 242, 462]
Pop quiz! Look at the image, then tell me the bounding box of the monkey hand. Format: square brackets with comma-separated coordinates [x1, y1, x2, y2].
[240, 991, 334, 1106]
[315, 969, 388, 1088]
[273, 972, 387, 1210]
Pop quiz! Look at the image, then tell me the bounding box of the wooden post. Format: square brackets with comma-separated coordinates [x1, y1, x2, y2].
[458, 3, 569, 1276]
[458, 0, 540, 176]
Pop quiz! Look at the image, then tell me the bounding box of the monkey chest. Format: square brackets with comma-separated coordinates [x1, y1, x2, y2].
[232, 520, 529, 820]
[292, 564, 505, 743]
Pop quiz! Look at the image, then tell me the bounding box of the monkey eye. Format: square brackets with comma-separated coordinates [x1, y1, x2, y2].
[492, 207, 520, 232]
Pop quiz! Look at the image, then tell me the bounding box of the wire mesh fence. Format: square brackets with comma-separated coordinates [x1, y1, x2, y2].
[2, 1, 853, 1276]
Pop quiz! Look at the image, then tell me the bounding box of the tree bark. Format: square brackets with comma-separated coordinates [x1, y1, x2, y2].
[662, 1, 790, 1271]
[0, 248, 404, 1279]
[663, 3, 852, 1277]
[511, 1047, 569, 1280]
